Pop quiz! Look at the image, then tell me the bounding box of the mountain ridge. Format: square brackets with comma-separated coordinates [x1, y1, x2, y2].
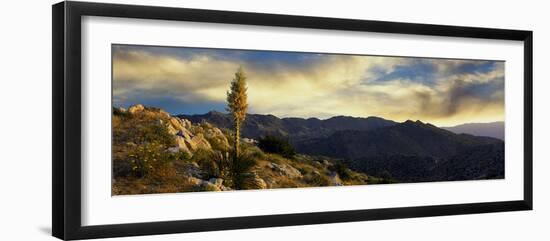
[442, 121, 504, 140]
[178, 110, 504, 140]
[177, 110, 504, 183]
[177, 111, 398, 142]
[294, 120, 504, 182]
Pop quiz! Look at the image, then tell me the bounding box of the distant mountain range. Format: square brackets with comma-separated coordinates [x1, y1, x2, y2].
[442, 121, 504, 140]
[178, 111, 397, 142]
[178, 111, 504, 182]
[295, 120, 504, 182]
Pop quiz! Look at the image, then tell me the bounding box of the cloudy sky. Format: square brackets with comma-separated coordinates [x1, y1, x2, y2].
[112, 44, 505, 126]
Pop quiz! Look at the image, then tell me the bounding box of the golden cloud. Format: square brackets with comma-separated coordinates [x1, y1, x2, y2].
[113, 47, 504, 126]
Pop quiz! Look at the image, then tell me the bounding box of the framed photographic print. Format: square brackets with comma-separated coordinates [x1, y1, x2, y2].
[52, 1, 533, 240]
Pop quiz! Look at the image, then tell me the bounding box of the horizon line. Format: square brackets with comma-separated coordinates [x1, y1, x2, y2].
[114, 104, 504, 127]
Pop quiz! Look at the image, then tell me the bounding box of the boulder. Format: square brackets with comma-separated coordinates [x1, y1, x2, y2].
[179, 162, 204, 179]
[193, 178, 229, 192]
[242, 138, 258, 144]
[128, 104, 145, 114]
[201, 182, 221, 191]
[174, 136, 192, 157]
[169, 117, 185, 132]
[205, 126, 224, 137]
[268, 162, 302, 179]
[220, 185, 232, 191]
[166, 124, 178, 135]
[113, 107, 126, 113]
[185, 133, 212, 151]
[159, 110, 171, 119]
[166, 117, 190, 135]
[176, 129, 193, 140]
[209, 178, 224, 187]
[261, 177, 276, 189]
[186, 176, 203, 186]
[167, 146, 179, 153]
[204, 127, 230, 150]
[181, 119, 192, 129]
[241, 173, 267, 189]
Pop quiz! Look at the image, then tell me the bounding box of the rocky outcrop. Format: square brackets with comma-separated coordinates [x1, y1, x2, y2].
[128, 104, 145, 114]
[169, 117, 185, 133]
[124, 104, 230, 157]
[140, 106, 228, 156]
[114, 107, 126, 113]
[185, 134, 211, 151]
[174, 136, 192, 157]
[203, 127, 230, 151]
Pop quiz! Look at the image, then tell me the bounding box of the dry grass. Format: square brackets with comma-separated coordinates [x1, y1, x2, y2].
[113, 164, 196, 195]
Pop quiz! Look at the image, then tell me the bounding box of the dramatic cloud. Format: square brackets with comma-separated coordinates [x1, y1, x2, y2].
[112, 45, 504, 126]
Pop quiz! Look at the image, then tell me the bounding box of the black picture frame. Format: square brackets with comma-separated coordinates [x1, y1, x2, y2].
[52, 1, 533, 240]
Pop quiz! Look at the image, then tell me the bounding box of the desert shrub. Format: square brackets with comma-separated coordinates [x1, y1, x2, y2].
[273, 178, 303, 188]
[258, 135, 296, 159]
[194, 149, 258, 189]
[203, 128, 233, 153]
[243, 145, 266, 159]
[145, 106, 162, 112]
[231, 152, 258, 189]
[199, 158, 220, 180]
[190, 149, 211, 162]
[297, 167, 308, 175]
[368, 177, 397, 185]
[190, 149, 233, 182]
[211, 151, 232, 179]
[189, 125, 205, 135]
[113, 159, 133, 177]
[112, 113, 175, 148]
[112, 112, 176, 178]
[264, 153, 287, 164]
[168, 150, 190, 161]
[112, 165, 196, 195]
[190, 149, 218, 178]
[138, 124, 174, 146]
[208, 138, 228, 152]
[304, 172, 331, 186]
[127, 142, 171, 177]
[367, 171, 397, 184]
[113, 107, 130, 118]
[380, 170, 393, 180]
[221, 128, 234, 141]
[202, 183, 221, 192]
[185, 129, 259, 189]
[328, 161, 353, 180]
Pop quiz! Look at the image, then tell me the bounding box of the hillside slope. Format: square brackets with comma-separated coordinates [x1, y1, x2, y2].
[112, 104, 386, 195]
[295, 120, 504, 182]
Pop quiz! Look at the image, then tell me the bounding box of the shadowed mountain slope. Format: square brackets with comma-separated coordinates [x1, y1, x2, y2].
[442, 121, 504, 140]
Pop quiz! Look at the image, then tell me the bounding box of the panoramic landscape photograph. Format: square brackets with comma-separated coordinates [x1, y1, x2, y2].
[111, 44, 505, 195]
